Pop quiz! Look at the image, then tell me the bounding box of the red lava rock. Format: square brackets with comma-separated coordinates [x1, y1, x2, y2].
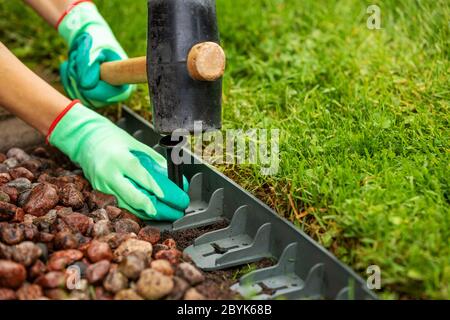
[154, 249, 182, 265]
[114, 218, 140, 234]
[0, 260, 27, 288]
[118, 252, 147, 280]
[0, 223, 25, 244]
[153, 244, 169, 256]
[0, 242, 12, 259]
[48, 249, 83, 271]
[88, 190, 117, 210]
[0, 201, 24, 222]
[0, 153, 6, 163]
[54, 231, 79, 250]
[0, 288, 17, 300]
[12, 241, 42, 266]
[114, 239, 153, 263]
[176, 262, 205, 285]
[0, 173, 11, 184]
[0, 190, 10, 203]
[151, 259, 174, 276]
[120, 209, 142, 225]
[38, 232, 55, 243]
[105, 206, 122, 221]
[103, 269, 128, 294]
[29, 259, 47, 279]
[6, 148, 31, 162]
[87, 240, 113, 263]
[87, 208, 108, 222]
[22, 223, 39, 241]
[16, 283, 44, 300]
[23, 183, 59, 217]
[32, 147, 50, 158]
[61, 212, 93, 235]
[20, 159, 43, 174]
[35, 271, 66, 289]
[10, 167, 35, 181]
[98, 232, 137, 250]
[162, 238, 177, 249]
[33, 210, 57, 232]
[59, 183, 84, 209]
[138, 226, 161, 244]
[94, 286, 113, 300]
[44, 288, 68, 300]
[167, 276, 189, 300]
[92, 219, 113, 238]
[86, 260, 111, 284]
[0, 185, 18, 204]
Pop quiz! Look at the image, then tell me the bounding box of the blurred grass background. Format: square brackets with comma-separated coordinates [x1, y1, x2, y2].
[0, 0, 449, 299]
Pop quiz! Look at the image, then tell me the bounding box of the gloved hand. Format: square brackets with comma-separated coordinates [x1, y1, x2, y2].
[57, 1, 133, 108]
[48, 101, 190, 221]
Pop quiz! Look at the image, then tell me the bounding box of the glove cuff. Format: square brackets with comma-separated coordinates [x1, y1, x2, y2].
[57, 0, 105, 46]
[46, 99, 81, 144]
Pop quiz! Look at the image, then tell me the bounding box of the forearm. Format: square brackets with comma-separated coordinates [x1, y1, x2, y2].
[0, 42, 70, 135]
[23, 0, 77, 27]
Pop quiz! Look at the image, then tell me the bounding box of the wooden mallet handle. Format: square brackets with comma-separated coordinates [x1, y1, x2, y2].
[100, 42, 225, 86]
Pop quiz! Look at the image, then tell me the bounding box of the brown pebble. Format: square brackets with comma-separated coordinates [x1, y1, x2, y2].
[114, 218, 140, 234]
[0, 201, 24, 222]
[47, 249, 83, 271]
[0, 259, 27, 288]
[103, 269, 128, 294]
[23, 183, 59, 217]
[118, 252, 146, 280]
[154, 249, 182, 265]
[97, 232, 137, 250]
[29, 259, 47, 279]
[54, 231, 79, 250]
[138, 226, 161, 244]
[162, 238, 177, 249]
[136, 269, 173, 300]
[114, 239, 153, 263]
[44, 288, 68, 300]
[88, 190, 117, 210]
[59, 183, 84, 209]
[105, 206, 122, 221]
[12, 241, 42, 266]
[114, 289, 143, 300]
[0, 288, 17, 300]
[151, 259, 174, 276]
[61, 212, 93, 235]
[87, 240, 113, 263]
[38, 232, 55, 243]
[0, 173, 11, 184]
[35, 271, 66, 289]
[92, 220, 113, 238]
[86, 260, 111, 284]
[10, 167, 34, 181]
[17, 283, 43, 300]
[0, 223, 24, 244]
[176, 262, 205, 285]
[0, 185, 18, 204]
[184, 287, 205, 300]
[167, 276, 190, 300]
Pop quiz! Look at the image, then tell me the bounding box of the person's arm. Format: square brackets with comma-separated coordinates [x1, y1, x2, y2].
[23, 0, 75, 27]
[23, 0, 134, 109]
[0, 42, 69, 135]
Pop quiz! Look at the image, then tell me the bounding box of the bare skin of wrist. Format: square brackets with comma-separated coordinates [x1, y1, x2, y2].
[23, 0, 76, 27]
[0, 42, 71, 135]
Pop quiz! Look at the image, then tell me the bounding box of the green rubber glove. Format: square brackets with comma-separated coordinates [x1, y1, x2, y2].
[49, 102, 190, 221]
[58, 1, 133, 108]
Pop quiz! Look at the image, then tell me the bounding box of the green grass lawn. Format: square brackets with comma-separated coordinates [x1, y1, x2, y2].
[1, 0, 449, 299]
